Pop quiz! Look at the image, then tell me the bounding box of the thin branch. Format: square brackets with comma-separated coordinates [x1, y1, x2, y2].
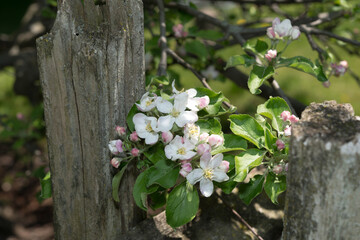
[304, 26, 360, 46]
[216, 193, 265, 240]
[156, 0, 167, 76]
[269, 79, 298, 117]
[302, 28, 325, 63]
[166, 48, 235, 111]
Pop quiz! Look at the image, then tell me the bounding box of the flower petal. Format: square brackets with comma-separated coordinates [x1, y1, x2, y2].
[172, 81, 180, 94]
[182, 150, 197, 160]
[175, 111, 198, 127]
[212, 169, 229, 183]
[174, 92, 188, 112]
[209, 153, 223, 169]
[156, 98, 173, 114]
[186, 88, 197, 98]
[145, 133, 159, 145]
[157, 115, 175, 132]
[186, 169, 204, 185]
[133, 113, 146, 126]
[200, 178, 214, 197]
[200, 151, 212, 169]
[165, 144, 177, 160]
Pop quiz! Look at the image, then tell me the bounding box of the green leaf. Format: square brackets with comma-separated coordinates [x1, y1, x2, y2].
[149, 191, 167, 210]
[195, 30, 224, 41]
[126, 104, 139, 132]
[211, 134, 247, 155]
[264, 127, 277, 153]
[257, 97, 290, 132]
[248, 65, 274, 94]
[278, 56, 327, 82]
[147, 159, 180, 188]
[40, 172, 52, 199]
[254, 40, 269, 53]
[112, 163, 129, 202]
[143, 143, 167, 164]
[166, 182, 199, 228]
[196, 118, 222, 134]
[225, 55, 255, 69]
[195, 88, 228, 115]
[234, 149, 266, 182]
[238, 174, 265, 205]
[184, 40, 209, 61]
[133, 170, 158, 211]
[229, 114, 266, 149]
[264, 172, 286, 204]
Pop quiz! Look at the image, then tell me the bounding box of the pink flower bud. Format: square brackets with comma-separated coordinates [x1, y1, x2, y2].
[208, 134, 224, 147]
[173, 24, 188, 38]
[197, 143, 211, 156]
[288, 115, 299, 123]
[180, 162, 192, 177]
[198, 96, 210, 109]
[130, 131, 139, 142]
[322, 80, 331, 88]
[284, 125, 291, 137]
[108, 140, 123, 154]
[16, 113, 24, 120]
[219, 161, 230, 173]
[276, 139, 285, 150]
[199, 132, 209, 142]
[339, 60, 348, 69]
[273, 165, 283, 174]
[181, 162, 192, 172]
[280, 111, 291, 121]
[265, 49, 277, 61]
[267, 27, 276, 39]
[161, 131, 173, 144]
[111, 158, 120, 168]
[131, 148, 139, 157]
[115, 126, 126, 136]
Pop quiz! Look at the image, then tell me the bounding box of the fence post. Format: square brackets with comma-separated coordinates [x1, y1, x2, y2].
[36, 1, 145, 239]
[282, 101, 360, 239]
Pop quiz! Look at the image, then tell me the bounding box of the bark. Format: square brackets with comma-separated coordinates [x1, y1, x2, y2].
[36, 0, 145, 239]
[283, 101, 360, 240]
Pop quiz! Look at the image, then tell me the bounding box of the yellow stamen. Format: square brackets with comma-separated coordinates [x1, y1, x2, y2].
[145, 122, 153, 132]
[171, 109, 180, 117]
[177, 147, 186, 155]
[204, 169, 213, 179]
[145, 99, 153, 106]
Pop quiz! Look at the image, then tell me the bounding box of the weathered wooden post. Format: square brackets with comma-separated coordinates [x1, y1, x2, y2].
[283, 101, 360, 239]
[36, 0, 145, 238]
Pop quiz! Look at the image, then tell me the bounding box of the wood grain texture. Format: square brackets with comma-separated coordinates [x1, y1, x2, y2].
[36, 0, 145, 239]
[283, 101, 360, 240]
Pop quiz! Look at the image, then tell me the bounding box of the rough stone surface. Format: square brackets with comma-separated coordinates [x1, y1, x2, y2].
[283, 101, 360, 240]
[36, 1, 145, 239]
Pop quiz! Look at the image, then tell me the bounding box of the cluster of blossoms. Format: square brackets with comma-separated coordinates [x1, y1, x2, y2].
[331, 60, 348, 77]
[264, 18, 300, 64]
[109, 82, 230, 197]
[267, 18, 300, 41]
[271, 111, 299, 174]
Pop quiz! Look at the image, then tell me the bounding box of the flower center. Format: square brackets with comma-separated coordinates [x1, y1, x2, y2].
[145, 99, 153, 106]
[189, 126, 199, 136]
[204, 169, 213, 180]
[145, 122, 153, 132]
[171, 109, 180, 117]
[177, 147, 186, 155]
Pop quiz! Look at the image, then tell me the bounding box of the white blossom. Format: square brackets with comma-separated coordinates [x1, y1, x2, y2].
[165, 136, 197, 161]
[186, 152, 229, 197]
[156, 92, 198, 129]
[136, 92, 159, 112]
[184, 123, 200, 144]
[133, 113, 159, 144]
